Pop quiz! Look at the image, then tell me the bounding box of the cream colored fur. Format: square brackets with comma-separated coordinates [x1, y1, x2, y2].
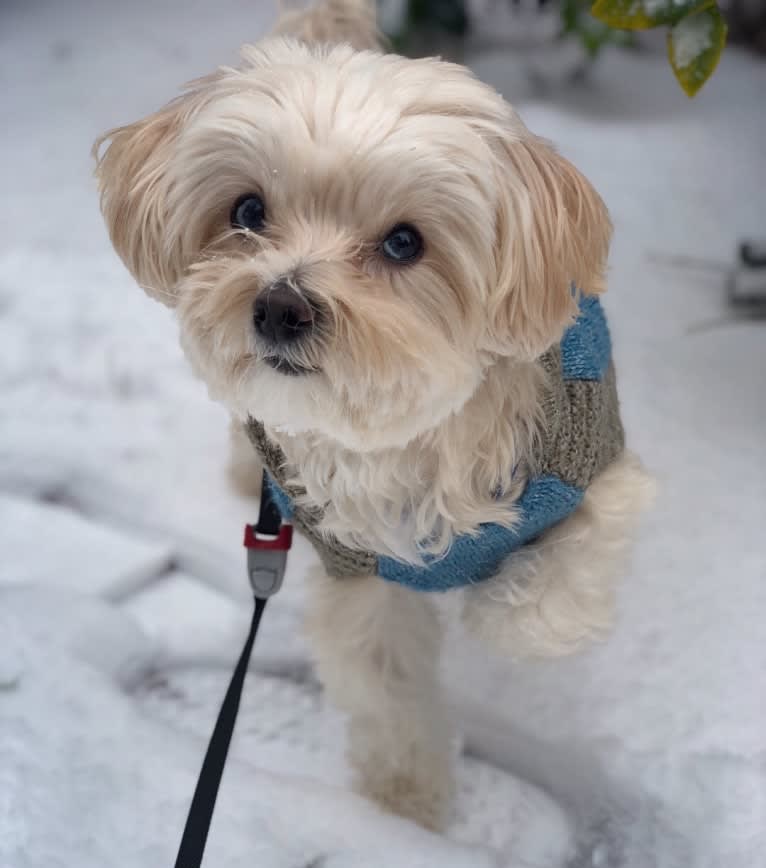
[276, 355, 544, 561]
[227, 416, 264, 497]
[94, 0, 652, 831]
[274, 0, 383, 50]
[463, 450, 656, 658]
[306, 566, 453, 830]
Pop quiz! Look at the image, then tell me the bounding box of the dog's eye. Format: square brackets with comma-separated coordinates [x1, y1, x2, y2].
[231, 194, 266, 232]
[381, 224, 423, 263]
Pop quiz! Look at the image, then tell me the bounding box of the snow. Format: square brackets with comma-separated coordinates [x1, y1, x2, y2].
[641, 0, 670, 17]
[1, 588, 500, 868]
[671, 12, 714, 69]
[123, 571, 252, 662]
[1, 1, 765, 867]
[0, 494, 172, 598]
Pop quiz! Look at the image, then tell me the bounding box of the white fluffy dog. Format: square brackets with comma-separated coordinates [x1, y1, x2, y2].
[94, 0, 653, 831]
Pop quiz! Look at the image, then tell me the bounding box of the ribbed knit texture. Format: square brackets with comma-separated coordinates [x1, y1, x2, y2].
[246, 295, 625, 591]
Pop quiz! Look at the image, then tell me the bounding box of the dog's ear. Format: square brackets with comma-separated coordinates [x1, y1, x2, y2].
[93, 76, 217, 306]
[487, 132, 612, 359]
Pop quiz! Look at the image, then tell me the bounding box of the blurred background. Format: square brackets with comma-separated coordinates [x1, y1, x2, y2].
[1, 2, 765, 868]
[382, 0, 766, 60]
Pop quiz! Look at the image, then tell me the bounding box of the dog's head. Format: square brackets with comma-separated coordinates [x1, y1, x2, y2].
[94, 39, 610, 451]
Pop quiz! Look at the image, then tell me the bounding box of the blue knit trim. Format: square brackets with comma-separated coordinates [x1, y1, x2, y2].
[265, 473, 294, 519]
[377, 476, 583, 592]
[561, 295, 611, 381]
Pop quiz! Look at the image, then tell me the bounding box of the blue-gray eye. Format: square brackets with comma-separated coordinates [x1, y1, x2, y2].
[231, 194, 266, 231]
[381, 224, 423, 263]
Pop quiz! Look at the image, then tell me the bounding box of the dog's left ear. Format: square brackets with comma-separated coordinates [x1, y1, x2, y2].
[92, 74, 219, 306]
[486, 132, 612, 359]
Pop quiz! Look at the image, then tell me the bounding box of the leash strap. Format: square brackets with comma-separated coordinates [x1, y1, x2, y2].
[174, 472, 290, 868]
[173, 595, 267, 868]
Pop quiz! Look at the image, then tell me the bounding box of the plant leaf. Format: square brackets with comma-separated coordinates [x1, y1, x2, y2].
[667, 5, 728, 96]
[591, 0, 710, 30]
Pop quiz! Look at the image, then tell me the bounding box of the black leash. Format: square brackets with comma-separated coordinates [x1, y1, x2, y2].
[173, 596, 267, 868]
[174, 472, 292, 868]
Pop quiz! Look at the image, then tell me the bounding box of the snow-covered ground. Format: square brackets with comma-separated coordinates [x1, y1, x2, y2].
[1, 1, 765, 866]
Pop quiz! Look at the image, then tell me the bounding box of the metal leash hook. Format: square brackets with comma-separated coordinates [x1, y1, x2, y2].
[174, 471, 291, 868]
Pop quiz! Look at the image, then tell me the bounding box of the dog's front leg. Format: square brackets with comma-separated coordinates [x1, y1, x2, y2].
[462, 451, 654, 659]
[306, 569, 454, 830]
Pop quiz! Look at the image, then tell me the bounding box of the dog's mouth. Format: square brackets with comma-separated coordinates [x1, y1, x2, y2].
[264, 355, 318, 377]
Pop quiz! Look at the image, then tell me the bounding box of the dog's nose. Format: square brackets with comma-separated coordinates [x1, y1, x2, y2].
[253, 281, 314, 345]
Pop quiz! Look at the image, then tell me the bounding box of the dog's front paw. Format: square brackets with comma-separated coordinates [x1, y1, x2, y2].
[352, 757, 454, 832]
[463, 451, 655, 658]
[348, 722, 454, 831]
[462, 546, 616, 659]
[355, 766, 453, 831]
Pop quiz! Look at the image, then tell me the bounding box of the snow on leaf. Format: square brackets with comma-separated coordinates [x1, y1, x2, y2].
[668, 5, 727, 96]
[591, 0, 709, 29]
[671, 9, 713, 66]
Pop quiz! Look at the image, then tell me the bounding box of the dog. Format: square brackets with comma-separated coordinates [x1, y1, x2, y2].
[94, 0, 653, 831]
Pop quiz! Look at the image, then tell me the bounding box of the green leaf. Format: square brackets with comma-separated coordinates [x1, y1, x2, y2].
[591, 0, 709, 30]
[559, 0, 632, 57]
[667, 5, 727, 96]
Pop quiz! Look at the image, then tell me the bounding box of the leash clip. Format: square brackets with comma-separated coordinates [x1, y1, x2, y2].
[243, 524, 293, 598]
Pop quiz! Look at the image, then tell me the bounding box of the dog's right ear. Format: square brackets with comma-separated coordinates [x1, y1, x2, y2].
[93, 76, 217, 306]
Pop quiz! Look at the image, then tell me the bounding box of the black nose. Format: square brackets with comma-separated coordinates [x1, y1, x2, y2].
[253, 281, 314, 345]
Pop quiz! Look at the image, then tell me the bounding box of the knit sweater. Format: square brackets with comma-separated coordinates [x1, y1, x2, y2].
[246, 295, 625, 592]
